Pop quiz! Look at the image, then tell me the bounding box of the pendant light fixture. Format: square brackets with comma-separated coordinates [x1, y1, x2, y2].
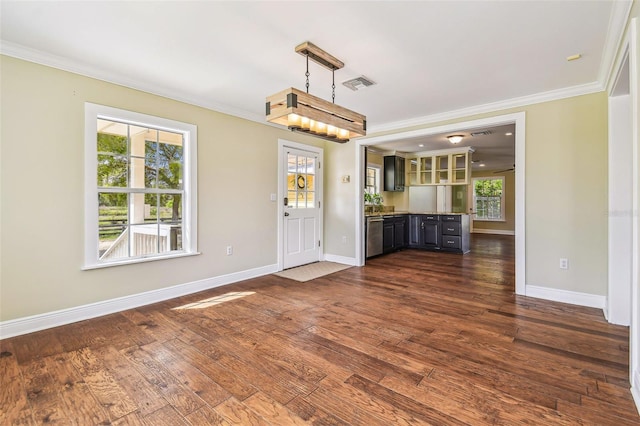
[266, 41, 366, 143]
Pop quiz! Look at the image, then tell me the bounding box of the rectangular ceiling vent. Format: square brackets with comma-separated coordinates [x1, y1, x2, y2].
[470, 130, 492, 137]
[342, 76, 376, 91]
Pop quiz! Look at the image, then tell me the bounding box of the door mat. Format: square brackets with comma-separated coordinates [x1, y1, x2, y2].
[274, 261, 352, 282]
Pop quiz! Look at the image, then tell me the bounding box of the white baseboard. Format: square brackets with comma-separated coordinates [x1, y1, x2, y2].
[525, 285, 606, 310]
[0, 263, 278, 340]
[472, 229, 515, 235]
[632, 371, 640, 415]
[322, 254, 358, 266]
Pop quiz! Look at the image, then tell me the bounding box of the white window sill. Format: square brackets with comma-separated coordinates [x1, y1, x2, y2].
[473, 219, 506, 223]
[82, 251, 201, 270]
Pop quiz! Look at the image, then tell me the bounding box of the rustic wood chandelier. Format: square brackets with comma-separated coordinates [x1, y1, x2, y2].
[266, 41, 366, 143]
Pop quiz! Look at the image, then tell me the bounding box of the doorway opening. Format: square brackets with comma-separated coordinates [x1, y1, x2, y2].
[356, 112, 525, 295]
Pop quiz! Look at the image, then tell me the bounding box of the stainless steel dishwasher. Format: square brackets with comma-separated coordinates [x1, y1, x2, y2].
[366, 216, 384, 258]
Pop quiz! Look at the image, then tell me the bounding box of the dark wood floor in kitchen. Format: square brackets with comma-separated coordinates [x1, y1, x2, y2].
[2, 234, 638, 425]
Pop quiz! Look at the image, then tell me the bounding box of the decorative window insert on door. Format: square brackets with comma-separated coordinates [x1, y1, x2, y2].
[287, 153, 316, 208]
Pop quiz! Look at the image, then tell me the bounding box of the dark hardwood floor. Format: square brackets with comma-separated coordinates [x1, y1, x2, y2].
[1, 234, 637, 424]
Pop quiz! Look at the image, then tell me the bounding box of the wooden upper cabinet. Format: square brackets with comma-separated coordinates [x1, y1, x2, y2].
[406, 147, 473, 186]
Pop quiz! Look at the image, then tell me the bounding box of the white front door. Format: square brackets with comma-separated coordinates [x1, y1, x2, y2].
[283, 147, 321, 269]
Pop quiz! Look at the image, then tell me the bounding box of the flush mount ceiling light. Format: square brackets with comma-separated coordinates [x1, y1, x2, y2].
[447, 135, 464, 144]
[266, 41, 366, 143]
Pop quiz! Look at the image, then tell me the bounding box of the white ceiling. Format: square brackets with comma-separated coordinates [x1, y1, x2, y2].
[0, 1, 630, 170]
[369, 123, 516, 172]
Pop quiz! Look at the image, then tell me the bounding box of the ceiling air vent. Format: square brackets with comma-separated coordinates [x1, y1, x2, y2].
[471, 130, 492, 137]
[342, 76, 376, 91]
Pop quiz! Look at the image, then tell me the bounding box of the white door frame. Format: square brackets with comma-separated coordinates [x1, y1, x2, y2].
[608, 17, 640, 408]
[277, 139, 324, 271]
[356, 112, 526, 296]
[608, 46, 633, 327]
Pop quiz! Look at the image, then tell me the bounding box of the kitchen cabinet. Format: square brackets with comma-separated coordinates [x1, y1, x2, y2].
[382, 218, 394, 253]
[407, 147, 473, 186]
[383, 215, 407, 253]
[408, 214, 470, 253]
[408, 214, 440, 249]
[394, 215, 407, 248]
[440, 214, 470, 253]
[384, 155, 405, 192]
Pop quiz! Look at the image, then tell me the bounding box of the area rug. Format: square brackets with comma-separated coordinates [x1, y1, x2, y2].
[274, 261, 352, 282]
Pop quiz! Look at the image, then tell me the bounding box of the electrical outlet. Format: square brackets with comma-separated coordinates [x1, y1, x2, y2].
[559, 258, 568, 270]
[226, 246, 233, 256]
[341, 236, 347, 244]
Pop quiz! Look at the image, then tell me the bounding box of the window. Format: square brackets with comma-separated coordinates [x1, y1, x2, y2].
[365, 166, 381, 194]
[287, 151, 316, 209]
[473, 176, 505, 221]
[84, 103, 198, 268]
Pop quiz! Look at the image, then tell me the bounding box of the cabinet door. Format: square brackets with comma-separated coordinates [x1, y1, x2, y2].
[394, 217, 406, 248]
[452, 153, 468, 184]
[435, 155, 449, 184]
[408, 215, 422, 246]
[396, 156, 405, 190]
[423, 221, 440, 248]
[383, 156, 395, 191]
[384, 156, 405, 192]
[419, 156, 433, 184]
[382, 220, 394, 253]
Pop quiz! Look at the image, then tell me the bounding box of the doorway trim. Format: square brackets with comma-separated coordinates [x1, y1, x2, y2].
[607, 16, 640, 410]
[356, 112, 526, 296]
[277, 139, 324, 271]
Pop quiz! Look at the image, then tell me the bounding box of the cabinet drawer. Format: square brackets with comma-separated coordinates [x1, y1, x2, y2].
[440, 215, 461, 222]
[442, 223, 461, 235]
[423, 215, 439, 222]
[441, 236, 461, 249]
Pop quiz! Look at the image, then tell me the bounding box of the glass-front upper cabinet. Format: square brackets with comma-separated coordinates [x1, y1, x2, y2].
[435, 155, 449, 184]
[406, 147, 473, 186]
[419, 157, 433, 184]
[452, 153, 468, 184]
[408, 158, 418, 186]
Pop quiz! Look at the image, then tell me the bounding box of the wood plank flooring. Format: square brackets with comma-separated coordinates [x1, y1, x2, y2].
[1, 234, 637, 425]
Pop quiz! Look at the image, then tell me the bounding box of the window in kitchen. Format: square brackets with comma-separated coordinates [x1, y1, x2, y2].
[473, 176, 505, 221]
[365, 166, 381, 194]
[83, 103, 198, 269]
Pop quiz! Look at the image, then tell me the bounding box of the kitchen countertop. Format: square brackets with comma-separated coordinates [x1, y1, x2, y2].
[365, 211, 468, 217]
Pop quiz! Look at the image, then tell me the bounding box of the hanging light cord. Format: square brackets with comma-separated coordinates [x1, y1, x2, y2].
[305, 54, 310, 94]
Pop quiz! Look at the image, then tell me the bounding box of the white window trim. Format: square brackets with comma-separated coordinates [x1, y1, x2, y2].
[83, 103, 198, 269]
[472, 176, 506, 222]
[366, 165, 381, 194]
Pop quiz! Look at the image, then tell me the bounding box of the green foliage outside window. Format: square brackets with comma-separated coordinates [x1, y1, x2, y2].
[474, 178, 503, 197]
[474, 178, 503, 220]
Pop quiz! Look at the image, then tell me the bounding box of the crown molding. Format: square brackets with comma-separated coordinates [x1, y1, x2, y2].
[0, 34, 612, 138]
[367, 80, 603, 135]
[599, 0, 633, 91]
[0, 40, 266, 125]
